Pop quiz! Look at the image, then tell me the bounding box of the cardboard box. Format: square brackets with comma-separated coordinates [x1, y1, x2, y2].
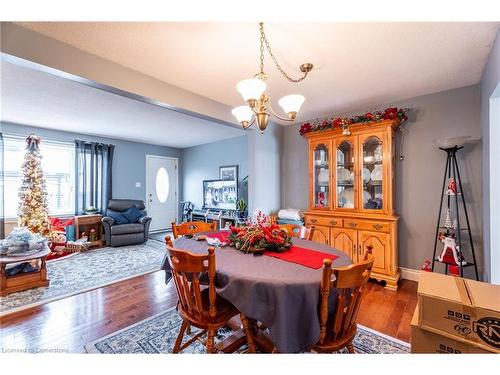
[411, 305, 492, 353]
[417, 272, 500, 353]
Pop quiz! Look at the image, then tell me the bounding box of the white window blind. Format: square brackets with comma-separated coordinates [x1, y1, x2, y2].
[3, 136, 75, 218]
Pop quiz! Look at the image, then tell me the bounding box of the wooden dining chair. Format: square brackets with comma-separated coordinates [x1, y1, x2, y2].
[277, 223, 316, 241]
[165, 235, 256, 353]
[312, 248, 374, 354]
[171, 220, 217, 239]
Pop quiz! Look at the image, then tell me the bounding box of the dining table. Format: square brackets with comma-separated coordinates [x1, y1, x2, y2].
[162, 233, 352, 353]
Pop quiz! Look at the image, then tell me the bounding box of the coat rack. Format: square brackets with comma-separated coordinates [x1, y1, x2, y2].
[431, 145, 479, 280]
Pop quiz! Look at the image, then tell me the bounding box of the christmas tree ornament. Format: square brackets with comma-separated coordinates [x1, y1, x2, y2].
[437, 232, 467, 266]
[445, 178, 458, 195]
[421, 259, 432, 272]
[17, 134, 51, 236]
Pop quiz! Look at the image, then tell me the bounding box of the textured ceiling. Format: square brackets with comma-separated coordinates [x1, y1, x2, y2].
[0, 61, 245, 148]
[14, 22, 499, 123]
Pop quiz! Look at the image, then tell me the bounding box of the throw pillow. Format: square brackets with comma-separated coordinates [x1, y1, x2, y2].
[106, 209, 129, 225]
[122, 206, 145, 223]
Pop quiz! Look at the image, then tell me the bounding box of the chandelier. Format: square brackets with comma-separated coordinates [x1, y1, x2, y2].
[231, 23, 313, 133]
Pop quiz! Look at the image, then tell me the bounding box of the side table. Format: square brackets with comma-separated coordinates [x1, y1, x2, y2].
[75, 214, 104, 248]
[0, 245, 51, 296]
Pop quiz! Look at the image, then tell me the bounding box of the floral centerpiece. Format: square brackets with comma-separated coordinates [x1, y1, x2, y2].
[228, 211, 293, 254]
[299, 107, 409, 136]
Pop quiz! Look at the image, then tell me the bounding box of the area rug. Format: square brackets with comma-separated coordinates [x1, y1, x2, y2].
[85, 307, 410, 354]
[0, 240, 166, 316]
[149, 230, 172, 243]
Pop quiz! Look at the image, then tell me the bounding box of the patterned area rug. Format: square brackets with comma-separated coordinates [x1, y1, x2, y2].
[85, 307, 410, 354]
[0, 241, 166, 316]
[149, 230, 172, 243]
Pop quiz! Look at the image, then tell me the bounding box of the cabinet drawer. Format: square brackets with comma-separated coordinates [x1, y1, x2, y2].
[343, 219, 389, 233]
[305, 216, 342, 228]
[76, 215, 102, 225]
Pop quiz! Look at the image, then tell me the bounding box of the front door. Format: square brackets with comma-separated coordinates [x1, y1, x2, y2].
[146, 155, 178, 232]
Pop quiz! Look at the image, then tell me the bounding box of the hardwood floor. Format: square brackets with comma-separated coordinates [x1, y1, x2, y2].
[0, 271, 417, 353]
[357, 279, 418, 343]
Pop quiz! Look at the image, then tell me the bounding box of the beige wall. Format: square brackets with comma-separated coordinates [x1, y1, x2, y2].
[282, 85, 482, 275]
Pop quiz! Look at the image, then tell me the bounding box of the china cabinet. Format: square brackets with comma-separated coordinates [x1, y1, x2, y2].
[304, 119, 400, 290]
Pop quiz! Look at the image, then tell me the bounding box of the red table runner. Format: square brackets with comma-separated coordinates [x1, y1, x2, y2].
[264, 246, 339, 270]
[206, 232, 338, 269]
[206, 231, 231, 243]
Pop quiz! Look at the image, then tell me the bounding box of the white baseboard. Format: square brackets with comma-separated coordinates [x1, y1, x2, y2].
[400, 267, 420, 282]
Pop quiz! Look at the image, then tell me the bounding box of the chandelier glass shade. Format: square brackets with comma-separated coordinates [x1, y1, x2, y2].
[232, 23, 312, 133]
[278, 94, 305, 115]
[231, 105, 254, 124]
[236, 78, 267, 102]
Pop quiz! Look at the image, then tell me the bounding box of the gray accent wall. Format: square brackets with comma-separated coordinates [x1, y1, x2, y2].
[181, 135, 249, 209]
[282, 85, 482, 274]
[1, 122, 182, 202]
[480, 29, 500, 283]
[248, 122, 283, 214]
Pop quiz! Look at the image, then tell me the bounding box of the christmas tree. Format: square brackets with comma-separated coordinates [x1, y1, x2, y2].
[18, 134, 51, 236]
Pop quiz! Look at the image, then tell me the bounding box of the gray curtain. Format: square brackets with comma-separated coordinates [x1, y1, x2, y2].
[75, 140, 114, 215]
[0, 132, 4, 239]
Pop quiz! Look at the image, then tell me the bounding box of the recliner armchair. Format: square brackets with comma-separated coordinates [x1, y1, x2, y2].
[102, 199, 152, 247]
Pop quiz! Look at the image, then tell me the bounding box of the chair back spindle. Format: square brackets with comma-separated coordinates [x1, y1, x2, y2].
[317, 249, 374, 348]
[165, 235, 217, 320]
[275, 223, 315, 241]
[171, 220, 217, 239]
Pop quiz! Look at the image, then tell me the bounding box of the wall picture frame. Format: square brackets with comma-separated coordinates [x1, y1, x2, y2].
[219, 165, 238, 181]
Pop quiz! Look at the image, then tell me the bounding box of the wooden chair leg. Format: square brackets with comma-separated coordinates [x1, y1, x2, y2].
[186, 323, 191, 334]
[240, 314, 257, 353]
[346, 341, 355, 354]
[173, 320, 188, 353]
[206, 328, 216, 354]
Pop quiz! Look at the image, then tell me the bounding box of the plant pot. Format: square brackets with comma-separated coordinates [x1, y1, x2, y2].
[237, 210, 248, 219]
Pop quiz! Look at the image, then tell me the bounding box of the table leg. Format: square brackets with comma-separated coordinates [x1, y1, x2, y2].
[0, 263, 6, 293]
[40, 256, 48, 282]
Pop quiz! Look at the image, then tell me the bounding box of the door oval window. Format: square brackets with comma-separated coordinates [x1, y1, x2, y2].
[156, 167, 170, 203]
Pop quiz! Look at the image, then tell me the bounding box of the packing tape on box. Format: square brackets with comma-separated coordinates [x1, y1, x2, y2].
[455, 277, 470, 304]
[455, 277, 479, 343]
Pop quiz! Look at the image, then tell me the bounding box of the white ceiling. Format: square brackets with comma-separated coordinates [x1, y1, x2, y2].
[14, 22, 500, 122]
[0, 60, 245, 148]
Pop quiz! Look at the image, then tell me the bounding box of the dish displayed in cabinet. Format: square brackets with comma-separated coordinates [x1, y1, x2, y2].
[337, 167, 351, 183]
[371, 164, 383, 181]
[338, 188, 371, 208]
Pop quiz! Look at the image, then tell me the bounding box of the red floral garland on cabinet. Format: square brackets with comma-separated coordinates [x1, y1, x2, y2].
[299, 107, 409, 136]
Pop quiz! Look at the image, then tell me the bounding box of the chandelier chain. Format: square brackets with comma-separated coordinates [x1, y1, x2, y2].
[259, 22, 309, 83]
[259, 25, 265, 75]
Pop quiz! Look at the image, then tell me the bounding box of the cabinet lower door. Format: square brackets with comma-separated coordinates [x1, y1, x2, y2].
[358, 230, 390, 275]
[331, 228, 356, 260]
[311, 225, 330, 245]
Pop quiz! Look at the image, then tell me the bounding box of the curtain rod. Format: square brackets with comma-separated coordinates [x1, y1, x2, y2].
[2, 132, 114, 147]
[2, 131, 74, 146]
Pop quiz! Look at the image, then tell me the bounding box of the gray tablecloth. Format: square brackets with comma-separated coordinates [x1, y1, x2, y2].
[163, 235, 351, 353]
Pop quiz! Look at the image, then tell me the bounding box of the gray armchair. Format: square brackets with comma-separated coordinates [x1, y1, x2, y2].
[102, 199, 152, 247]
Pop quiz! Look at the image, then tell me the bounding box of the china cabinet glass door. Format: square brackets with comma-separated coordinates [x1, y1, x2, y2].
[361, 134, 384, 211]
[335, 137, 358, 210]
[312, 141, 331, 208]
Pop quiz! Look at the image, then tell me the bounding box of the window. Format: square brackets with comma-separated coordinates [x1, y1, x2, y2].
[4, 136, 75, 218]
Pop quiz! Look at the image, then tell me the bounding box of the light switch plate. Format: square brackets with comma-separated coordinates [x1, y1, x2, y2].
[135, 182, 141, 188]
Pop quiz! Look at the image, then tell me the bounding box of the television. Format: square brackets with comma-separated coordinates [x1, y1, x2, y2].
[203, 179, 238, 210]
